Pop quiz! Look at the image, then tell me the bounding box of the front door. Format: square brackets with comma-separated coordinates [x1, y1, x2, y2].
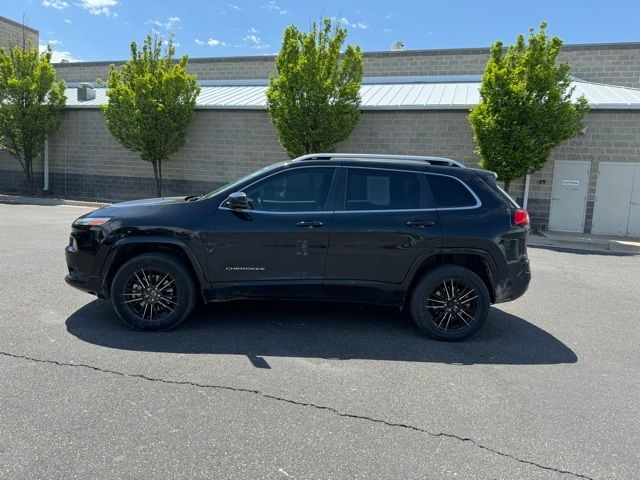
[549, 161, 590, 232]
[208, 166, 338, 297]
[324, 166, 441, 302]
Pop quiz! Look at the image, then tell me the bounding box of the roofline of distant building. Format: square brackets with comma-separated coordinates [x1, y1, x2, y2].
[53, 41, 640, 68]
[0, 15, 39, 34]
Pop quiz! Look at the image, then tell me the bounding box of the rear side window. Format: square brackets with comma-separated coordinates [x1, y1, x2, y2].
[427, 174, 477, 208]
[345, 168, 425, 210]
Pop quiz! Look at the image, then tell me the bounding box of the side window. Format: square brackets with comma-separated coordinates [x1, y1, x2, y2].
[244, 168, 335, 212]
[345, 169, 425, 211]
[427, 175, 477, 208]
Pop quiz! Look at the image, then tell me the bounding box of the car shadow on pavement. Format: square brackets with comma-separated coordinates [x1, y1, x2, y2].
[65, 299, 577, 366]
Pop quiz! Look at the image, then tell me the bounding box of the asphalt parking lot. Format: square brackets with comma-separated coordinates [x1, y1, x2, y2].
[0, 202, 638, 480]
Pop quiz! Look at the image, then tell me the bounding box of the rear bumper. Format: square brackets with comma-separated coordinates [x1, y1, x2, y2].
[494, 257, 531, 303]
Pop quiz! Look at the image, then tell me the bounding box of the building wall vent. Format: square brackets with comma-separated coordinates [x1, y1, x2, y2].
[77, 82, 95, 101]
[391, 40, 405, 51]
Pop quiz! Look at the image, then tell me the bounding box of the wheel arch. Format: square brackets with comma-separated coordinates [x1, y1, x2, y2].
[100, 237, 207, 299]
[401, 249, 499, 308]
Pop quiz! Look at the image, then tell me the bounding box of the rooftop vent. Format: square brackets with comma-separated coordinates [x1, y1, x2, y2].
[391, 40, 405, 51]
[77, 82, 95, 101]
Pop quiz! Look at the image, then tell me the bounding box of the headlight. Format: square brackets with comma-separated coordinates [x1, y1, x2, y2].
[73, 217, 111, 227]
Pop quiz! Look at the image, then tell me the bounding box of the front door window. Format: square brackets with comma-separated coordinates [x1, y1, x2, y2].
[244, 167, 335, 212]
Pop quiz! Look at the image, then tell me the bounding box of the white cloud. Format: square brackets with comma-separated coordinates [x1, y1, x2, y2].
[242, 32, 269, 49]
[194, 38, 204, 45]
[47, 39, 63, 46]
[339, 17, 369, 29]
[39, 43, 81, 62]
[384, 13, 396, 20]
[244, 34, 260, 45]
[162, 39, 180, 49]
[207, 38, 228, 47]
[77, 0, 118, 17]
[64, 18, 72, 24]
[266, 0, 287, 15]
[228, 3, 241, 11]
[43, 0, 69, 9]
[149, 16, 180, 30]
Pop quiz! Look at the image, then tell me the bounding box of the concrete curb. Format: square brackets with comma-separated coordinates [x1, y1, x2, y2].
[528, 234, 640, 255]
[0, 194, 108, 208]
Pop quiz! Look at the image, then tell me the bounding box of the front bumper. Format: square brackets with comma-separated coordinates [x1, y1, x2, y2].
[65, 244, 105, 297]
[64, 274, 96, 294]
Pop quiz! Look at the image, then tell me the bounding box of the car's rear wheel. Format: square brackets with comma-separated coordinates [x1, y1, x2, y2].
[111, 253, 196, 331]
[410, 265, 490, 341]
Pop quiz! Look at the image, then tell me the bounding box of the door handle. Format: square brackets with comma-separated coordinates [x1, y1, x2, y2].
[296, 220, 324, 228]
[406, 220, 435, 228]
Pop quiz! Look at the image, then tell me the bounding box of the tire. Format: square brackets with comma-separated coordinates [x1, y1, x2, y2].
[410, 265, 490, 341]
[111, 253, 197, 331]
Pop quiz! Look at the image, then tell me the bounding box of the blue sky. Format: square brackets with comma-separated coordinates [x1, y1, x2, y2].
[5, 0, 640, 62]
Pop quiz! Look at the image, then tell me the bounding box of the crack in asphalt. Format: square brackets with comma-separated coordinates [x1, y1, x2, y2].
[1, 350, 593, 479]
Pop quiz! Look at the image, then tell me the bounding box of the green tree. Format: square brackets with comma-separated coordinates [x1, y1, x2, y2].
[469, 22, 589, 192]
[267, 18, 363, 158]
[0, 44, 65, 195]
[101, 35, 200, 197]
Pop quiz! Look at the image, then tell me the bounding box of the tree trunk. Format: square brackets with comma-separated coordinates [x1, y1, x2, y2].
[23, 157, 34, 195]
[503, 179, 511, 193]
[151, 161, 162, 198]
[158, 160, 163, 198]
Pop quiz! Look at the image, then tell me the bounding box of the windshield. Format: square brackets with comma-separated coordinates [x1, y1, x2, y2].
[201, 163, 282, 199]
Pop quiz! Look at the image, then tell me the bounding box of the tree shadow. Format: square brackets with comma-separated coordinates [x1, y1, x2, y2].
[66, 300, 577, 367]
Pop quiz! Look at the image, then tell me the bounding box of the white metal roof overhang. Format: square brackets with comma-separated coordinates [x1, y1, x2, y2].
[64, 76, 640, 111]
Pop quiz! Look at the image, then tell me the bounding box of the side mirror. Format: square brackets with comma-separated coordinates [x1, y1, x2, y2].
[226, 191, 249, 210]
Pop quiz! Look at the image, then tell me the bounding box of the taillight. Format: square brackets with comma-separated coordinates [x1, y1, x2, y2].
[514, 209, 530, 226]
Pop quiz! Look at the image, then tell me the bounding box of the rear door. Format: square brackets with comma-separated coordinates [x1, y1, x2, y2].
[208, 166, 338, 296]
[324, 166, 442, 301]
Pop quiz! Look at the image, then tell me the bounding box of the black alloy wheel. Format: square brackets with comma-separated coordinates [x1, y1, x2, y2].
[410, 265, 490, 341]
[426, 279, 479, 332]
[122, 268, 179, 324]
[111, 253, 196, 331]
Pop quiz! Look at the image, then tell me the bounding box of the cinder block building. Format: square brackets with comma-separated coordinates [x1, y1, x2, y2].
[0, 15, 38, 50]
[1, 15, 640, 236]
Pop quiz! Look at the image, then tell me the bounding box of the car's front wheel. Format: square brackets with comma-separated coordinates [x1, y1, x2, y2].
[410, 265, 490, 341]
[111, 253, 196, 331]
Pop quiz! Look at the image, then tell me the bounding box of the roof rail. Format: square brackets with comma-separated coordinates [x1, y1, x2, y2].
[293, 153, 466, 168]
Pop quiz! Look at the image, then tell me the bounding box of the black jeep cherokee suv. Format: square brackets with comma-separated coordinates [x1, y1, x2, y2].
[65, 153, 530, 340]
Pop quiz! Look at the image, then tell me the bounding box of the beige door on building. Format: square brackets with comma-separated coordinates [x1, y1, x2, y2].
[549, 161, 590, 232]
[629, 167, 640, 236]
[592, 162, 640, 236]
